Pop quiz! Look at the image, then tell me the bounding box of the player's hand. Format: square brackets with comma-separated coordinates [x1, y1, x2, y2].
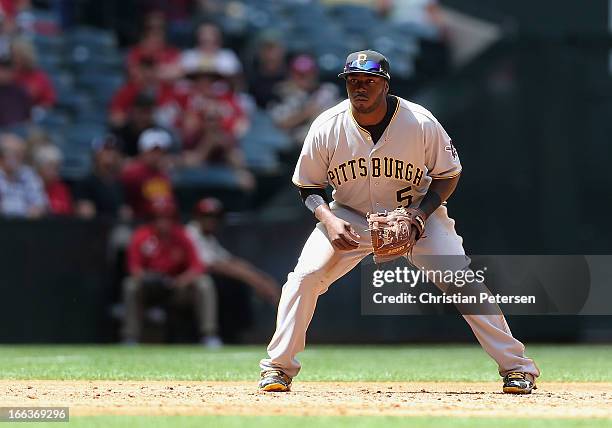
[323, 217, 361, 251]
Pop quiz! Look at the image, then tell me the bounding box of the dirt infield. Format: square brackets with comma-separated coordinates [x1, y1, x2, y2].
[1, 381, 611, 418]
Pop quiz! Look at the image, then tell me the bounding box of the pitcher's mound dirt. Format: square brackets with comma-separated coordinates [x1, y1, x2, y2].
[1, 381, 610, 418]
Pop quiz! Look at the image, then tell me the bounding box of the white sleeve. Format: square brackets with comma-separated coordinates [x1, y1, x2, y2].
[186, 225, 232, 265]
[423, 117, 462, 179]
[291, 122, 330, 189]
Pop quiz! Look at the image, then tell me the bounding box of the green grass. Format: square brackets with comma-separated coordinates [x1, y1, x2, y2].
[0, 344, 610, 382]
[2, 345, 611, 427]
[14, 416, 612, 428]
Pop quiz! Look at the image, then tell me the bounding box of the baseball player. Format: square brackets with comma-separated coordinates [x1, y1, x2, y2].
[258, 50, 540, 394]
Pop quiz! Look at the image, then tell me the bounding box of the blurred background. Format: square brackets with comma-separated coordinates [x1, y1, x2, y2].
[0, 0, 610, 345]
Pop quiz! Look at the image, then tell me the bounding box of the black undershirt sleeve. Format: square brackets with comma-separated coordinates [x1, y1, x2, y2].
[417, 191, 443, 218]
[298, 187, 329, 203]
[298, 187, 331, 213]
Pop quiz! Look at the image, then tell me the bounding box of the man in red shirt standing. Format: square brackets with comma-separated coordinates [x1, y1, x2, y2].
[122, 200, 221, 347]
[121, 128, 176, 220]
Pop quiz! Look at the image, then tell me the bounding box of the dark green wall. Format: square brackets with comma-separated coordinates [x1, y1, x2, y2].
[0, 219, 113, 342]
[441, 0, 608, 37]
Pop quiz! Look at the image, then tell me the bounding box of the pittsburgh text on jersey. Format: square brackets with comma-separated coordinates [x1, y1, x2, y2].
[327, 157, 424, 188]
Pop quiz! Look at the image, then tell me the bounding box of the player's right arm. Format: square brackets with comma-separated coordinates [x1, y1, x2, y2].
[293, 118, 361, 250]
[314, 203, 361, 250]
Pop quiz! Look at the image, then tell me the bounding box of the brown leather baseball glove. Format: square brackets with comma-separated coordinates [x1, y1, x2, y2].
[367, 207, 426, 263]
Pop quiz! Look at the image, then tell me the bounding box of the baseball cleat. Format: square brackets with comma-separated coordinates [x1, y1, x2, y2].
[259, 370, 292, 392]
[503, 372, 536, 394]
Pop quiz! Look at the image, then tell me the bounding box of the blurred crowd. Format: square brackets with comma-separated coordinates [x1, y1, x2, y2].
[0, 0, 450, 221]
[0, 13, 349, 220]
[0, 0, 450, 344]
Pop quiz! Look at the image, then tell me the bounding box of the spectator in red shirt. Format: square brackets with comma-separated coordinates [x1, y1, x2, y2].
[11, 38, 56, 109]
[180, 63, 254, 189]
[110, 57, 182, 130]
[126, 11, 181, 81]
[122, 200, 220, 346]
[33, 144, 72, 216]
[121, 128, 176, 220]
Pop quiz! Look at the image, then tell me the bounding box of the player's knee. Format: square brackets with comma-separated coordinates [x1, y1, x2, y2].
[285, 270, 329, 295]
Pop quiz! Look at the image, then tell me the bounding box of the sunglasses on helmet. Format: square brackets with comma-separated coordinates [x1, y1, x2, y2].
[343, 60, 385, 74]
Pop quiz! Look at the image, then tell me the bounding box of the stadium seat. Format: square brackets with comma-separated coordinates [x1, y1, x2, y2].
[62, 123, 108, 149]
[35, 111, 71, 129]
[37, 52, 66, 74]
[60, 152, 92, 179]
[241, 110, 291, 151]
[29, 33, 64, 54]
[67, 27, 117, 50]
[0, 123, 30, 139]
[75, 73, 124, 108]
[55, 90, 96, 117]
[72, 51, 124, 75]
[171, 166, 242, 189]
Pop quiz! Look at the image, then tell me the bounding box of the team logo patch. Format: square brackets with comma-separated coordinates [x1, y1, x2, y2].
[445, 140, 458, 160]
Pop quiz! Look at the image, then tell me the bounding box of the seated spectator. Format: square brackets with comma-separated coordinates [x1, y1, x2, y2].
[0, 55, 32, 127]
[109, 57, 183, 130]
[187, 198, 280, 304]
[0, 133, 46, 218]
[75, 135, 131, 220]
[11, 38, 56, 109]
[186, 198, 279, 342]
[180, 63, 248, 166]
[247, 32, 287, 109]
[25, 128, 54, 163]
[181, 22, 242, 79]
[0, 0, 33, 57]
[180, 63, 254, 190]
[121, 128, 176, 220]
[268, 54, 339, 146]
[33, 144, 72, 216]
[0, 0, 43, 35]
[126, 11, 181, 81]
[111, 92, 158, 158]
[122, 200, 221, 347]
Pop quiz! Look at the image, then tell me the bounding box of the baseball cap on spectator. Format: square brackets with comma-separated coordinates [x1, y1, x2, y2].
[291, 54, 317, 74]
[184, 56, 222, 79]
[216, 55, 240, 76]
[138, 128, 172, 152]
[91, 134, 119, 152]
[193, 197, 224, 217]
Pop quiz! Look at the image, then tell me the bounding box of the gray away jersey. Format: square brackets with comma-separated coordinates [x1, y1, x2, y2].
[292, 95, 461, 215]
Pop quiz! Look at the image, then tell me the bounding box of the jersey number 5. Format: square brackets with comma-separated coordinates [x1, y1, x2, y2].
[396, 186, 413, 208]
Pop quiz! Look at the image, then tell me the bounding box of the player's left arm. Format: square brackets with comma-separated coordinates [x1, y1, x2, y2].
[414, 174, 460, 219]
[420, 114, 462, 219]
